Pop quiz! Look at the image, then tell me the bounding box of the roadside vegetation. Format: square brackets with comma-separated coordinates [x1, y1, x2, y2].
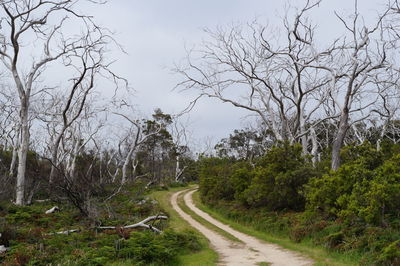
[0, 183, 211, 265]
[197, 142, 400, 265]
[1, 1, 400, 265]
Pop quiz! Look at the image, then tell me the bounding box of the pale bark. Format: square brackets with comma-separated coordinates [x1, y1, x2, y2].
[0, 0, 117, 205]
[97, 215, 168, 234]
[114, 112, 162, 184]
[331, 109, 349, 170]
[174, 155, 187, 182]
[121, 129, 140, 184]
[15, 103, 29, 205]
[9, 126, 19, 176]
[175, 155, 180, 180]
[176, 1, 332, 147]
[49, 215, 169, 235]
[45, 206, 60, 214]
[310, 126, 319, 166]
[67, 136, 80, 181]
[48, 56, 98, 186]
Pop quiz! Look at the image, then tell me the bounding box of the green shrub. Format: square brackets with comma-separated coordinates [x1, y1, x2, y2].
[324, 232, 344, 249]
[116, 230, 201, 265]
[244, 143, 315, 211]
[306, 147, 400, 226]
[198, 157, 236, 202]
[376, 240, 400, 265]
[230, 163, 254, 204]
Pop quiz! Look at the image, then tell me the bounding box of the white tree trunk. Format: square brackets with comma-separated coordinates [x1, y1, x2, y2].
[15, 106, 29, 205]
[376, 122, 389, 151]
[310, 127, 319, 166]
[49, 133, 64, 185]
[331, 108, 349, 171]
[68, 137, 80, 180]
[121, 149, 134, 184]
[175, 155, 180, 179]
[9, 127, 19, 176]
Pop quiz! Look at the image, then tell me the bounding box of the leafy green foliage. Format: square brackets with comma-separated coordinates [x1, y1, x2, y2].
[115, 230, 201, 265]
[199, 141, 400, 264]
[0, 183, 202, 265]
[199, 143, 315, 211]
[244, 143, 315, 211]
[198, 157, 236, 202]
[306, 143, 400, 226]
[1, 227, 200, 266]
[215, 128, 266, 160]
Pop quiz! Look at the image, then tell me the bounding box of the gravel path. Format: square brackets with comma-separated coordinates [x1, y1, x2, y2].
[170, 189, 314, 266]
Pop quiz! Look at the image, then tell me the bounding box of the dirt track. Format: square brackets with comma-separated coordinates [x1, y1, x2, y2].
[170, 189, 314, 266]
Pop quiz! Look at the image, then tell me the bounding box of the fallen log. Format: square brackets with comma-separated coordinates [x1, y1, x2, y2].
[45, 206, 60, 214]
[47, 215, 168, 236]
[97, 215, 168, 233]
[48, 229, 80, 235]
[35, 199, 51, 203]
[0, 245, 10, 254]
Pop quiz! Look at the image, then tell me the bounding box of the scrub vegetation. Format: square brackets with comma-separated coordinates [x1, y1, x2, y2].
[197, 142, 400, 265]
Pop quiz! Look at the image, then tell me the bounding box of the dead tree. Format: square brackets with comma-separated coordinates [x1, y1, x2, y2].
[175, 1, 333, 157]
[0, 0, 116, 205]
[319, 2, 391, 170]
[113, 112, 162, 184]
[171, 117, 191, 182]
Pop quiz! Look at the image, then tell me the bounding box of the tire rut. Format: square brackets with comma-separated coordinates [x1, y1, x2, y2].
[170, 189, 314, 266]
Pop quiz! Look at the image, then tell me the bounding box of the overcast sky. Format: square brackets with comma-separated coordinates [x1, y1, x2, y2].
[81, 0, 386, 146]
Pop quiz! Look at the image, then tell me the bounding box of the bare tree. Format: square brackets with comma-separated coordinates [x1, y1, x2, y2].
[0, 87, 19, 175]
[0, 0, 118, 205]
[112, 108, 163, 185]
[319, 2, 390, 170]
[176, 0, 396, 170]
[170, 116, 191, 182]
[175, 1, 333, 158]
[43, 39, 116, 188]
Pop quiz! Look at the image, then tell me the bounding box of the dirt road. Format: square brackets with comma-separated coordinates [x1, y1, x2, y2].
[170, 189, 314, 266]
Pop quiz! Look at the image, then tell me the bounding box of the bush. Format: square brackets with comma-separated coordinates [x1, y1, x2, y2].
[231, 164, 254, 204]
[116, 230, 201, 265]
[306, 144, 400, 226]
[198, 157, 236, 202]
[376, 240, 400, 265]
[244, 143, 315, 211]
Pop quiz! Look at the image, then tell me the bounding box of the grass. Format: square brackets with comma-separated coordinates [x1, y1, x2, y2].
[192, 191, 361, 266]
[0, 184, 214, 266]
[176, 189, 242, 243]
[150, 187, 218, 266]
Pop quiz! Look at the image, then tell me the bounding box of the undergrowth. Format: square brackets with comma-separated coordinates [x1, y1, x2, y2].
[0, 184, 203, 265]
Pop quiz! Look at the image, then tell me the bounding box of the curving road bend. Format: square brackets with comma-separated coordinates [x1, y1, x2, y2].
[170, 189, 314, 266]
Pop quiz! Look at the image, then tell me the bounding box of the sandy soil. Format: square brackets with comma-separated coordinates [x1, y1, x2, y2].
[170, 189, 314, 266]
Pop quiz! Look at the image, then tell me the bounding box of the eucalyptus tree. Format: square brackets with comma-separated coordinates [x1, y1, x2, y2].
[0, 0, 119, 205]
[0, 86, 19, 175]
[177, 0, 396, 170]
[214, 128, 265, 160]
[176, 1, 333, 157]
[313, 2, 391, 170]
[111, 107, 165, 185]
[137, 109, 175, 185]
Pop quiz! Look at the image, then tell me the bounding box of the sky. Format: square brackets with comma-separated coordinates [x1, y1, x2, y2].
[78, 0, 386, 147]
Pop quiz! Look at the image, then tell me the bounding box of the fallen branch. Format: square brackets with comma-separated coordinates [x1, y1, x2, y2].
[0, 245, 10, 254]
[35, 199, 51, 203]
[48, 229, 81, 235]
[97, 215, 168, 233]
[45, 206, 60, 214]
[46, 215, 168, 236]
